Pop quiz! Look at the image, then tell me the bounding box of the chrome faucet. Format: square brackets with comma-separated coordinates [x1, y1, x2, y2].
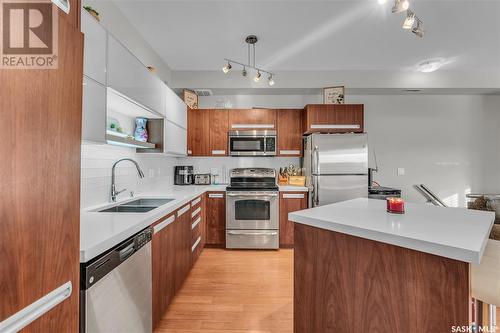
[110, 158, 145, 202]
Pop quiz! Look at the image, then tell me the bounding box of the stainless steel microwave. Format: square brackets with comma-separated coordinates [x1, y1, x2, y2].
[228, 130, 277, 156]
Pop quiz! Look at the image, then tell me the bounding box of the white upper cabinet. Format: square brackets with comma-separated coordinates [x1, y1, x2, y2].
[107, 34, 165, 115]
[82, 76, 106, 143]
[81, 9, 107, 85]
[164, 85, 187, 129]
[164, 120, 187, 156]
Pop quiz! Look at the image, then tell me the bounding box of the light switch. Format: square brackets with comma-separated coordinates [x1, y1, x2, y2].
[397, 168, 405, 176]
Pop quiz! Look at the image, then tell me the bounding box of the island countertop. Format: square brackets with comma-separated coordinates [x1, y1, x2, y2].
[289, 198, 494, 264]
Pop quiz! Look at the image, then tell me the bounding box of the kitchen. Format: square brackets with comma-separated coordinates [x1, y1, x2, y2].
[1, 0, 500, 332]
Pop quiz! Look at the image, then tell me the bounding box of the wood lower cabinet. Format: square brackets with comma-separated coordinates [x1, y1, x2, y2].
[174, 204, 192, 292]
[228, 108, 277, 130]
[206, 192, 226, 247]
[152, 212, 177, 329]
[190, 195, 205, 265]
[277, 109, 303, 156]
[304, 104, 364, 134]
[187, 108, 210, 156]
[209, 109, 229, 156]
[279, 192, 308, 247]
[0, 7, 83, 332]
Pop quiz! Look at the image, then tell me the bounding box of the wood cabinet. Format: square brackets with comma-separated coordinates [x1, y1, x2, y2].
[0, 7, 83, 331]
[303, 104, 364, 134]
[279, 192, 308, 247]
[228, 108, 276, 130]
[174, 205, 192, 292]
[277, 109, 303, 156]
[190, 195, 205, 265]
[187, 108, 210, 156]
[206, 192, 226, 247]
[152, 213, 177, 329]
[81, 7, 106, 85]
[209, 109, 229, 156]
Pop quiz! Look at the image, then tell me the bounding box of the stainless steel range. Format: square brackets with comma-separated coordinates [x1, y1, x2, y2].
[226, 168, 279, 249]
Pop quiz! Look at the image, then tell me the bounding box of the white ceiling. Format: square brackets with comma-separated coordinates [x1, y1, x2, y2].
[115, 0, 500, 72]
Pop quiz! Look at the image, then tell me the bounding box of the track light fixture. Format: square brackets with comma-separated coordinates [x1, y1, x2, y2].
[254, 71, 261, 82]
[411, 18, 424, 38]
[392, 0, 409, 13]
[268, 74, 275, 86]
[402, 10, 416, 29]
[222, 35, 275, 85]
[222, 62, 232, 74]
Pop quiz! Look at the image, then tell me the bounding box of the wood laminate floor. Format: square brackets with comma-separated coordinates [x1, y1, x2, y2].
[155, 248, 293, 333]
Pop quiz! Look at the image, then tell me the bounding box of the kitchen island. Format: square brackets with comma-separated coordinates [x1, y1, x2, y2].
[289, 198, 494, 333]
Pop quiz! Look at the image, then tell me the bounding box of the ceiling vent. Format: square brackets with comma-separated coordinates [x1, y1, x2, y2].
[194, 89, 213, 97]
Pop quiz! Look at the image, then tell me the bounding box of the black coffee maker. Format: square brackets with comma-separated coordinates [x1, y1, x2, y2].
[174, 166, 194, 185]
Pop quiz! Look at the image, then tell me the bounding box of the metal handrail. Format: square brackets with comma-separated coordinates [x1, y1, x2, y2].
[414, 184, 448, 207]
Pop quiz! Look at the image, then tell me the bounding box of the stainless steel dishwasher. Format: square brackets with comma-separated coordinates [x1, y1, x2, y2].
[80, 227, 153, 333]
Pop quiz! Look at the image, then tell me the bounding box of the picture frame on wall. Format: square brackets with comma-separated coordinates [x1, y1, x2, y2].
[183, 89, 198, 109]
[323, 86, 345, 104]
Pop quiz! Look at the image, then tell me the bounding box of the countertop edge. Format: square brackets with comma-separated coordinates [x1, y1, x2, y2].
[289, 212, 485, 264]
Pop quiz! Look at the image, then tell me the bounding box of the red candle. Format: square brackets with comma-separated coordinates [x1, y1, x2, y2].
[387, 197, 405, 214]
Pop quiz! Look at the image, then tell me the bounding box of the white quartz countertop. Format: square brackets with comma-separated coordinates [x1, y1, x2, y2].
[80, 184, 308, 263]
[289, 198, 494, 264]
[80, 185, 226, 263]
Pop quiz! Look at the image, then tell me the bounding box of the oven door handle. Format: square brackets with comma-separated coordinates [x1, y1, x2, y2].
[227, 192, 278, 197]
[227, 231, 278, 236]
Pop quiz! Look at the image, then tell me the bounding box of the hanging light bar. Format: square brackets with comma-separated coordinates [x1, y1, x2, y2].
[222, 35, 276, 85]
[402, 10, 416, 30]
[411, 18, 424, 38]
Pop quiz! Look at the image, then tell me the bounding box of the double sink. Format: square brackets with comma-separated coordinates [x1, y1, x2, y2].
[98, 198, 174, 213]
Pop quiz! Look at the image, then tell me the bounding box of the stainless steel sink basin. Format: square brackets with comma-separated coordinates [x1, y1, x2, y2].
[99, 206, 158, 213]
[96, 198, 175, 213]
[121, 198, 174, 207]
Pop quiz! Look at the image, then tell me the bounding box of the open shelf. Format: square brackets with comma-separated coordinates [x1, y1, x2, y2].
[106, 133, 156, 149]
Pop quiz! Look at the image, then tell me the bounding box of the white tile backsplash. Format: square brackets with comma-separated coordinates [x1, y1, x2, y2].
[80, 143, 179, 208]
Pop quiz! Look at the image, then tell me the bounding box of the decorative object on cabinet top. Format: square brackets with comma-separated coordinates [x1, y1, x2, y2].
[83, 5, 100, 21]
[184, 89, 198, 109]
[323, 86, 345, 104]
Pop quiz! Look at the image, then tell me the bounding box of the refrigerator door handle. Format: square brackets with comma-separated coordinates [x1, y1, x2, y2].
[314, 177, 320, 206]
[313, 146, 319, 175]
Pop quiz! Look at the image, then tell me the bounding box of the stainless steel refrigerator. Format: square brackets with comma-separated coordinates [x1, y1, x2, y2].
[303, 133, 368, 207]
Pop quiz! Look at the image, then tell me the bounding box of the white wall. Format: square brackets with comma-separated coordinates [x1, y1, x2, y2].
[197, 94, 500, 207]
[81, 144, 179, 208]
[83, 0, 173, 84]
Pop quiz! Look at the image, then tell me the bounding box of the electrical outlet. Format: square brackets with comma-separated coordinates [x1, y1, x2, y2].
[148, 169, 155, 178]
[397, 168, 405, 176]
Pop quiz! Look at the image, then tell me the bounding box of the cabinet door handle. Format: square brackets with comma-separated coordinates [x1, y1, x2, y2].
[191, 236, 202, 252]
[211, 150, 226, 155]
[187, 149, 193, 155]
[191, 197, 201, 206]
[191, 216, 201, 230]
[283, 193, 305, 199]
[227, 231, 278, 236]
[0, 282, 72, 333]
[177, 205, 190, 217]
[310, 124, 360, 129]
[279, 150, 301, 155]
[231, 124, 274, 129]
[191, 207, 201, 218]
[208, 193, 224, 198]
[153, 215, 175, 234]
